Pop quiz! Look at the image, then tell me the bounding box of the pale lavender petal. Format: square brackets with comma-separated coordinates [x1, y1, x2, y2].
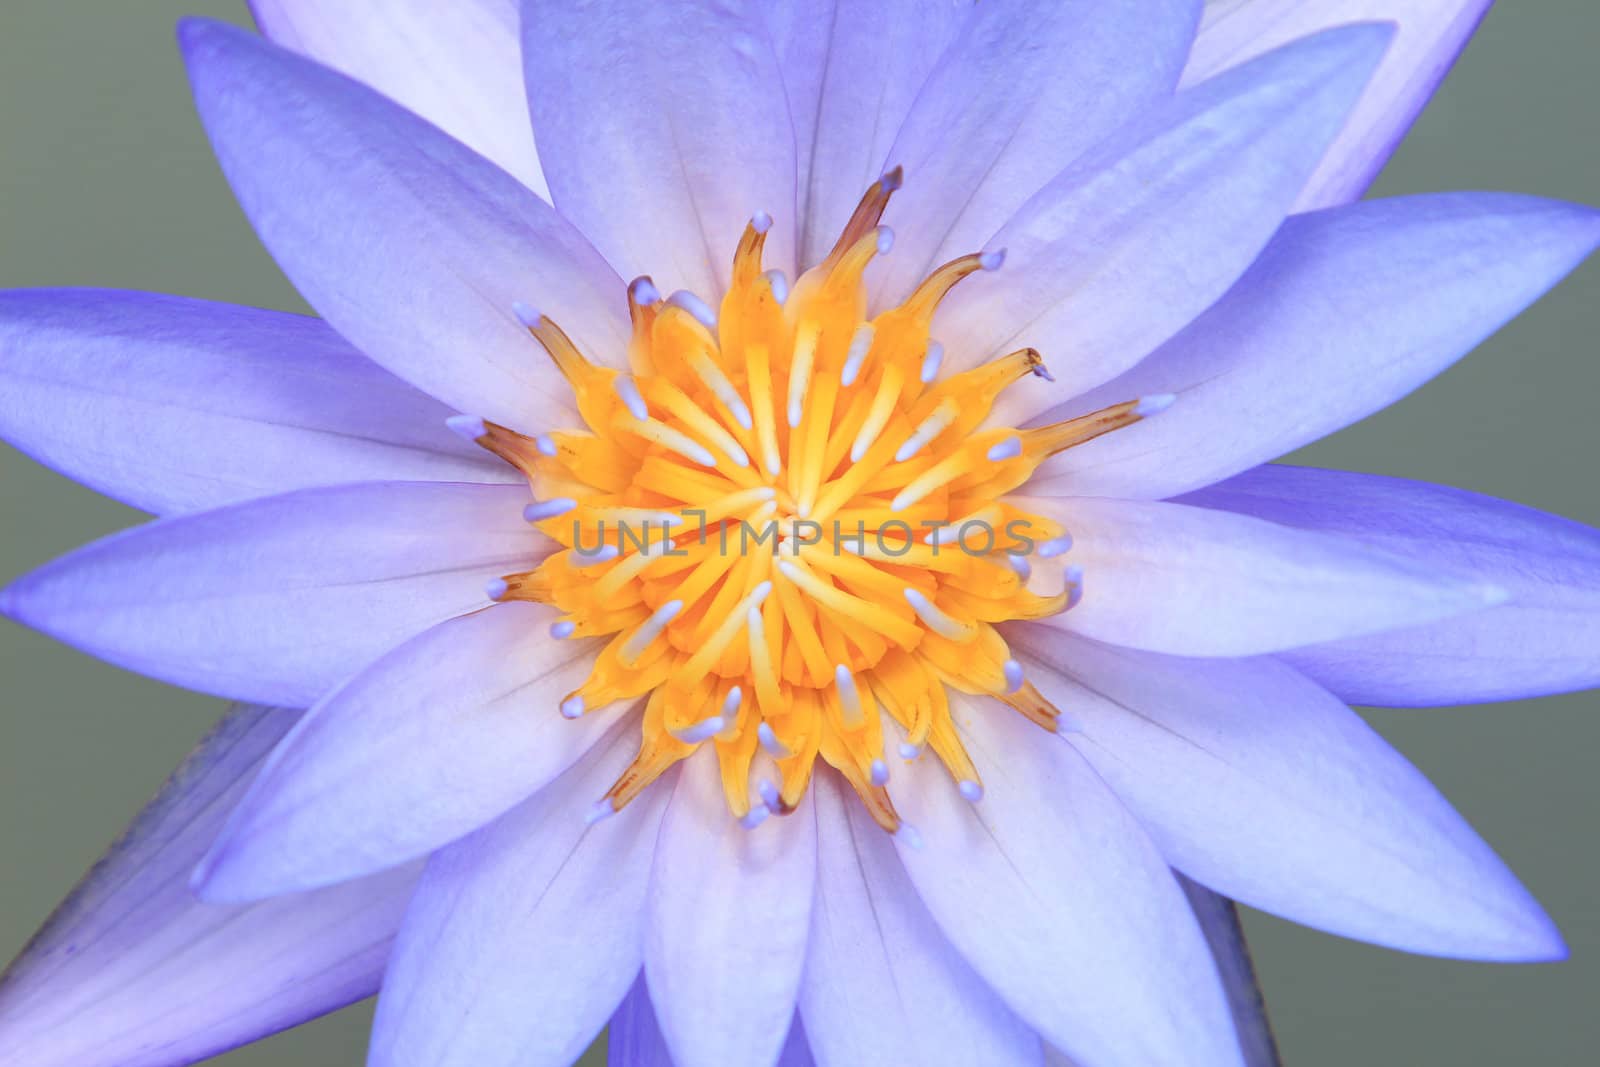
[1184, 0, 1491, 210]
[802, 775, 1042, 1067]
[1183, 464, 1600, 706]
[523, 0, 797, 295]
[181, 19, 628, 432]
[1011, 629, 1565, 961]
[1016, 494, 1502, 656]
[774, 0, 970, 267]
[763, 0, 832, 248]
[194, 602, 620, 902]
[0, 482, 542, 707]
[369, 723, 673, 1067]
[877, 1, 1200, 301]
[891, 700, 1243, 1066]
[0, 289, 513, 516]
[1030, 194, 1600, 501]
[250, 0, 548, 198]
[0, 704, 418, 1067]
[645, 749, 817, 1067]
[939, 22, 1395, 418]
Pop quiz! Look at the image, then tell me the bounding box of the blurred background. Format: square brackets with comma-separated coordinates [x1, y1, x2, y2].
[1, 2, 1596, 1064]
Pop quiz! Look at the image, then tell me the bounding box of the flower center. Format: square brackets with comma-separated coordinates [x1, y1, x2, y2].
[454, 171, 1167, 834]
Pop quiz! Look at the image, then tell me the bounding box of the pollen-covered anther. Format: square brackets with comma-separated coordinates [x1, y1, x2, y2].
[460, 174, 1161, 831]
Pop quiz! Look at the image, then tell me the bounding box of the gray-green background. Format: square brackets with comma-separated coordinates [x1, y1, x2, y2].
[1, 3, 1595, 1064]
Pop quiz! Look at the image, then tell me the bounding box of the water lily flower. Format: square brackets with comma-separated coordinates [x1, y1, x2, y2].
[1, 2, 1596, 1066]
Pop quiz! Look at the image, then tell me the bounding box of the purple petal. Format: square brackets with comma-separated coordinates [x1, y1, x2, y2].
[180, 18, 627, 432]
[522, 0, 797, 294]
[1016, 495, 1502, 656]
[768, 0, 970, 267]
[940, 22, 1394, 417]
[1179, 877, 1282, 1067]
[0, 481, 543, 707]
[608, 977, 813, 1067]
[0, 704, 418, 1067]
[890, 699, 1244, 1066]
[251, 0, 547, 198]
[1184, 464, 1600, 706]
[1011, 629, 1565, 961]
[194, 602, 619, 902]
[369, 724, 672, 1067]
[1184, 0, 1491, 210]
[876, 0, 1200, 300]
[802, 775, 1042, 1067]
[607, 976, 674, 1067]
[1031, 193, 1600, 501]
[645, 750, 817, 1067]
[0, 289, 513, 516]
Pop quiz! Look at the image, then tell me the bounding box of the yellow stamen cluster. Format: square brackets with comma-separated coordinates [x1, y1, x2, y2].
[464, 172, 1162, 831]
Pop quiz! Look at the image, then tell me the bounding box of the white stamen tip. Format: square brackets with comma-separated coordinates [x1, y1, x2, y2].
[835, 664, 865, 723]
[730, 397, 754, 432]
[904, 587, 969, 640]
[986, 436, 1023, 462]
[763, 269, 789, 306]
[668, 289, 719, 330]
[740, 805, 771, 830]
[1134, 393, 1177, 417]
[722, 686, 744, 718]
[757, 778, 783, 812]
[534, 433, 558, 456]
[1054, 710, 1087, 736]
[1037, 535, 1073, 559]
[584, 800, 616, 826]
[757, 721, 792, 759]
[524, 497, 577, 522]
[751, 210, 773, 234]
[613, 375, 649, 421]
[898, 741, 923, 760]
[750, 580, 774, 607]
[1003, 659, 1025, 694]
[979, 248, 1006, 272]
[445, 414, 487, 443]
[671, 715, 725, 745]
[629, 277, 661, 306]
[512, 301, 542, 328]
[841, 324, 875, 386]
[958, 780, 985, 803]
[1004, 552, 1032, 581]
[895, 822, 924, 850]
[875, 226, 895, 256]
[622, 599, 683, 664]
[572, 544, 621, 566]
[560, 695, 586, 719]
[920, 341, 945, 384]
[484, 578, 509, 602]
[1064, 563, 1085, 609]
[870, 759, 890, 787]
[550, 619, 576, 639]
